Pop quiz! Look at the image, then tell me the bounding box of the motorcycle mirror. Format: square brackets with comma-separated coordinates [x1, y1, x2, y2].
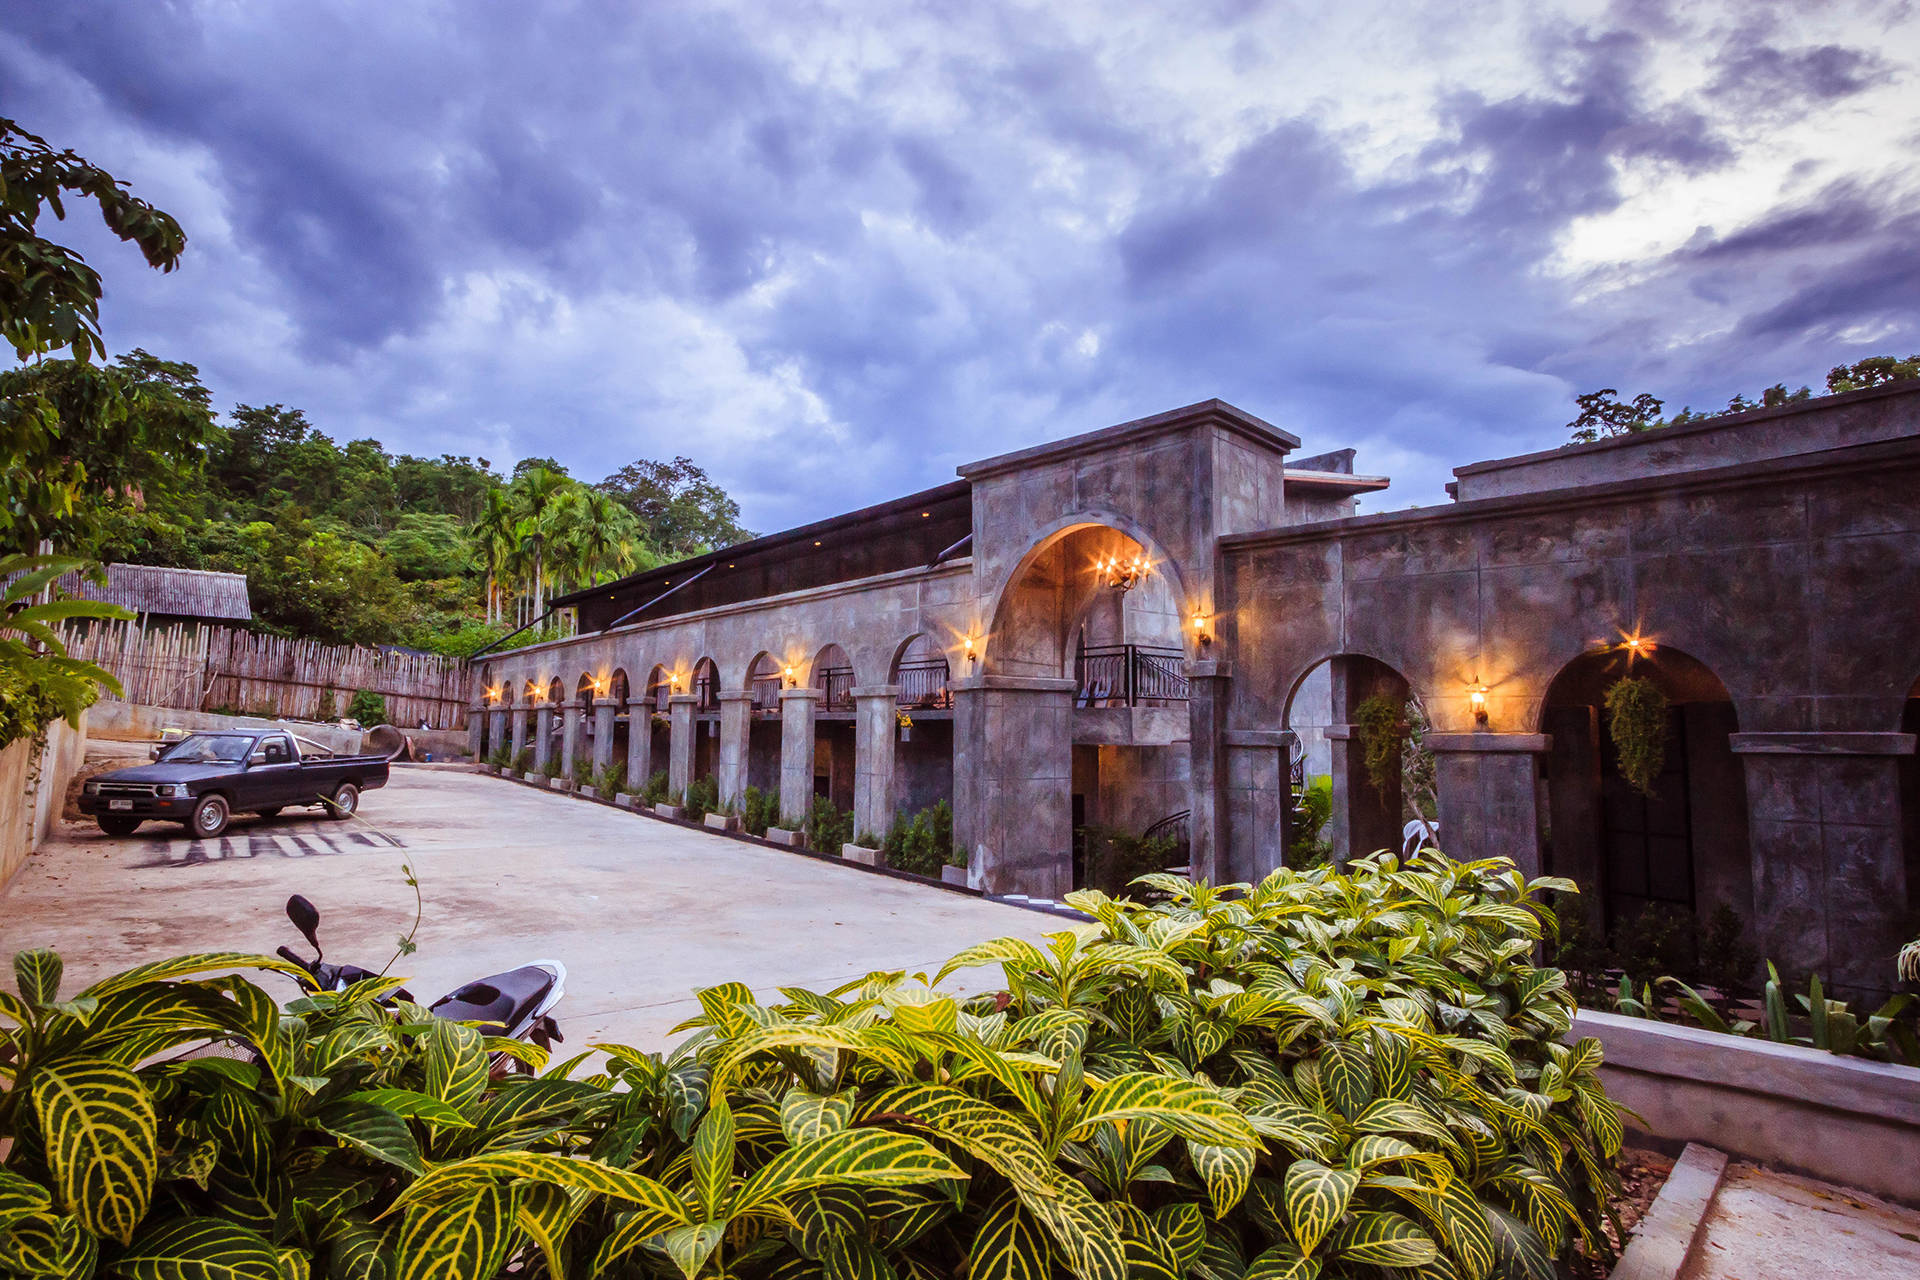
[285, 895, 322, 954]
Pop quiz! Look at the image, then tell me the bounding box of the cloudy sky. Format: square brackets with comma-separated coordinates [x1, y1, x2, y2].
[4, 1, 1918, 528]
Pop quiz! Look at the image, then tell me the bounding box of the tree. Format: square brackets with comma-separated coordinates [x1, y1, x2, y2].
[597, 456, 752, 557]
[1566, 388, 1665, 444]
[1828, 354, 1920, 393]
[2, 117, 186, 363]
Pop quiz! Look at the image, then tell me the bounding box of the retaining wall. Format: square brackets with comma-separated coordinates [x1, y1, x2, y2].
[1, 712, 89, 888]
[88, 701, 366, 755]
[1574, 1008, 1920, 1205]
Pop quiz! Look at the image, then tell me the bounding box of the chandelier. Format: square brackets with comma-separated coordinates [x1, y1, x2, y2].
[1095, 552, 1149, 592]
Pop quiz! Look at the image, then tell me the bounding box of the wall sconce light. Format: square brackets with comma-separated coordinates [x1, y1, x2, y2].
[783, 665, 796, 688]
[486, 686, 502, 703]
[1192, 613, 1211, 649]
[1095, 552, 1149, 592]
[1468, 683, 1489, 725]
[963, 636, 977, 669]
[1621, 633, 1655, 661]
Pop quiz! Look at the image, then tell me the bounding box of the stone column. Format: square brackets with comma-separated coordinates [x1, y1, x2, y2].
[779, 687, 823, 826]
[486, 707, 507, 760]
[852, 686, 901, 842]
[591, 700, 618, 774]
[1325, 724, 1404, 862]
[1733, 731, 1916, 997]
[533, 703, 556, 773]
[560, 705, 584, 778]
[951, 675, 1076, 897]
[667, 694, 697, 798]
[1186, 659, 1231, 883]
[466, 704, 485, 759]
[1428, 732, 1550, 873]
[626, 698, 653, 791]
[717, 691, 754, 810]
[1223, 729, 1291, 882]
[509, 703, 529, 768]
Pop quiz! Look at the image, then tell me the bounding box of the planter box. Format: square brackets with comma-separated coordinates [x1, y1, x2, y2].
[704, 813, 741, 833]
[518, 771, 540, 783]
[578, 785, 598, 800]
[547, 777, 571, 791]
[941, 864, 968, 887]
[841, 843, 884, 867]
[655, 803, 683, 820]
[766, 827, 807, 849]
[616, 794, 638, 809]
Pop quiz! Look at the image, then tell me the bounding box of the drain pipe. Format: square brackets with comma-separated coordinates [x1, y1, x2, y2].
[470, 607, 560, 659]
[930, 533, 972, 567]
[601, 562, 714, 633]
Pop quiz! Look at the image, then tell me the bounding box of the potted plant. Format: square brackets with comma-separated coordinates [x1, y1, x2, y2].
[572, 756, 596, 797]
[896, 710, 913, 742]
[841, 831, 886, 867]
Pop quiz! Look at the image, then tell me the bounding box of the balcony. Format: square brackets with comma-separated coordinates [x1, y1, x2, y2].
[1074, 645, 1188, 707]
[818, 665, 854, 712]
[896, 657, 952, 710]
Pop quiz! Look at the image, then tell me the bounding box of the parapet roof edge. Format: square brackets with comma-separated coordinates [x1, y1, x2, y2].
[1282, 469, 1391, 493]
[956, 399, 1301, 481]
[1451, 376, 1920, 478]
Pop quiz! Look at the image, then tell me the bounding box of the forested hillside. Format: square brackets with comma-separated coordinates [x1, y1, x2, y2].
[51, 350, 752, 653]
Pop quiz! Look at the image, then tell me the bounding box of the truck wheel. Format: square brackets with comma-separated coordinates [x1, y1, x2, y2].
[96, 815, 141, 837]
[190, 793, 230, 839]
[327, 783, 359, 819]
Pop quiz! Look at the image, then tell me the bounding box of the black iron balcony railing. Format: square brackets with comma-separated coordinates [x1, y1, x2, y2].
[1074, 644, 1189, 707]
[694, 673, 719, 712]
[818, 666, 854, 712]
[896, 658, 952, 709]
[750, 674, 782, 712]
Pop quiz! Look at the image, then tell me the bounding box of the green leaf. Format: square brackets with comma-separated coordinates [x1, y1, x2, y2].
[1189, 1141, 1255, 1216]
[115, 1217, 281, 1280]
[0, 1170, 53, 1232]
[822, 1232, 898, 1280]
[311, 1100, 426, 1175]
[392, 1182, 516, 1280]
[15, 949, 62, 1007]
[1484, 1207, 1553, 1280]
[1071, 1072, 1258, 1147]
[320, 1219, 389, 1280]
[1281, 1160, 1357, 1256]
[76, 954, 306, 1002]
[651, 1222, 725, 1280]
[1327, 1212, 1439, 1267]
[421, 1019, 487, 1112]
[339, 1089, 473, 1129]
[970, 1194, 1052, 1280]
[0, 1213, 98, 1280]
[1319, 1040, 1373, 1119]
[782, 1088, 855, 1146]
[388, 1151, 684, 1220]
[1149, 1203, 1206, 1270]
[1243, 1243, 1319, 1280]
[31, 1055, 158, 1244]
[733, 1129, 967, 1216]
[689, 1096, 735, 1220]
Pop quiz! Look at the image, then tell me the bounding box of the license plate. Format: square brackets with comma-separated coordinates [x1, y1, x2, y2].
[109, 799, 133, 810]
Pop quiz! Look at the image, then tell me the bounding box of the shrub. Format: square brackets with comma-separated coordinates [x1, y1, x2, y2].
[639, 768, 670, 804]
[1351, 691, 1408, 795]
[346, 688, 388, 726]
[538, 754, 561, 780]
[1289, 774, 1334, 869]
[485, 744, 510, 769]
[682, 775, 719, 820]
[1604, 676, 1667, 797]
[1081, 825, 1180, 898]
[803, 793, 853, 854]
[0, 854, 1627, 1280]
[740, 785, 775, 836]
[597, 759, 626, 795]
[883, 802, 952, 877]
[316, 685, 337, 721]
[512, 745, 533, 772]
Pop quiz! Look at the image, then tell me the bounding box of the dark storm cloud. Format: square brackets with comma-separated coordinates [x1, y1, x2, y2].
[1, 1, 1915, 523]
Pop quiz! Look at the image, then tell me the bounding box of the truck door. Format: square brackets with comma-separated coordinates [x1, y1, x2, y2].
[248, 734, 304, 808]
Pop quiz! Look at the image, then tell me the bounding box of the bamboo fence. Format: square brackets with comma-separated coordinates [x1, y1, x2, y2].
[60, 621, 470, 729]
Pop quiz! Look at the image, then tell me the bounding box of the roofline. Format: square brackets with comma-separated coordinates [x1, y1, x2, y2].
[550, 479, 970, 608]
[1282, 469, 1391, 494]
[1451, 376, 1920, 479]
[956, 399, 1300, 481]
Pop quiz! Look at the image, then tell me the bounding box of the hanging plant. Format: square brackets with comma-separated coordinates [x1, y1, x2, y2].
[1352, 692, 1409, 796]
[1605, 675, 1668, 797]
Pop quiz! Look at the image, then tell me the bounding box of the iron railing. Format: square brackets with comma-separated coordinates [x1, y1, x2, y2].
[750, 674, 783, 712]
[1075, 644, 1188, 707]
[694, 672, 719, 712]
[818, 666, 854, 712]
[896, 658, 952, 709]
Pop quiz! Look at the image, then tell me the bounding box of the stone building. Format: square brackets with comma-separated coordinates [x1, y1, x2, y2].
[472, 383, 1920, 994]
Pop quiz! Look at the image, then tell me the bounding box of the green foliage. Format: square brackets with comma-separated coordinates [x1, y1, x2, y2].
[1568, 354, 1920, 445]
[1289, 775, 1334, 870]
[1603, 677, 1666, 797]
[1351, 693, 1408, 797]
[1081, 826, 1181, 898]
[345, 689, 387, 728]
[539, 754, 562, 781]
[512, 745, 533, 774]
[1567, 388, 1664, 443]
[883, 801, 953, 877]
[740, 785, 775, 837]
[1827, 353, 1920, 392]
[596, 456, 753, 559]
[0, 855, 1625, 1280]
[639, 768, 670, 804]
[1607, 903, 1694, 993]
[0, 553, 131, 747]
[597, 759, 626, 795]
[803, 794, 853, 855]
[485, 744, 511, 769]
[315, 686, 337, 721]
[572, 754, 596, 788]
[380, 513, 472, 581]
[682, 775, 719, 821]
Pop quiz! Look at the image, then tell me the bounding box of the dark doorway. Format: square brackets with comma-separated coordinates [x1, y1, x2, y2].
[1599, 706, 1694, 928]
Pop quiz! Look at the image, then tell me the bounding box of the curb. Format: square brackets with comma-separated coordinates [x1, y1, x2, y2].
[1609, 1143, 1728, 1280]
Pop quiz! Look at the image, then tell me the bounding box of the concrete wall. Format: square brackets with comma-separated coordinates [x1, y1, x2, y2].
[1574, 1009, 1920, 1206]
[90, 700, 367, 755]
[1, 712, 89, 889]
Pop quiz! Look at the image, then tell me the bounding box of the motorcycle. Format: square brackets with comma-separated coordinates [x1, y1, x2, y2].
[275, 894, 566, 1058]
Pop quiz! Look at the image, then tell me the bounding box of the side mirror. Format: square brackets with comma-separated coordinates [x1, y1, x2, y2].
[286, 895, 322, 954]
[150, 744, 163, 761]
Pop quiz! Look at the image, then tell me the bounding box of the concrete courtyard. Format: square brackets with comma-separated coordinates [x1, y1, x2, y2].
[0, 764, 1062, 1047]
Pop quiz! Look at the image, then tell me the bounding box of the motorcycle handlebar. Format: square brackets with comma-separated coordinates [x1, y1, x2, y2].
[275, 945, 310, 970]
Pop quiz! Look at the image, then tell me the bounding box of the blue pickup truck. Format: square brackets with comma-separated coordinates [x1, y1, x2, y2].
[79, 728, 389, 838]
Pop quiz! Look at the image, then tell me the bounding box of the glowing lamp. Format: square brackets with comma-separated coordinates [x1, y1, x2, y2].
[1468, 683, 1489, 725]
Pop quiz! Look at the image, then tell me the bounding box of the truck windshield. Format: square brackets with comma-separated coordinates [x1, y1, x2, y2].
[158, 734, 254, 764]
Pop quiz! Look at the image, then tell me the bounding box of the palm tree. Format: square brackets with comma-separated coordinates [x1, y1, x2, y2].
[470, 488, 519, 625]
[510, 466, 569, 621]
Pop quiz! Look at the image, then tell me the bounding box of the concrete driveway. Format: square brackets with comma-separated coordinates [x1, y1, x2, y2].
[0, 766, 1064, 1047]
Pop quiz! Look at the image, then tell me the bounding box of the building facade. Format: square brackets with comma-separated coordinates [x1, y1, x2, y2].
[472, 385, 1920, 994]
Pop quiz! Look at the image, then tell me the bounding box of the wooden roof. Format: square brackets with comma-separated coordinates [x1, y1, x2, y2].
[57, 563, 253, 622]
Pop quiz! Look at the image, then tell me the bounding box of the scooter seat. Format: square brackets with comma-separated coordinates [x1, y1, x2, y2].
[431, 964, 556, 1033]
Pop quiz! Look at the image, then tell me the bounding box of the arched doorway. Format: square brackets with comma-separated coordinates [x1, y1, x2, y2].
[812, 643, 855, 811]
[889, 634, 956, 850]
[1282, 654, 1431, 867]
[1541, 644, 1751, 938]
[690, 658, 720, 781]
